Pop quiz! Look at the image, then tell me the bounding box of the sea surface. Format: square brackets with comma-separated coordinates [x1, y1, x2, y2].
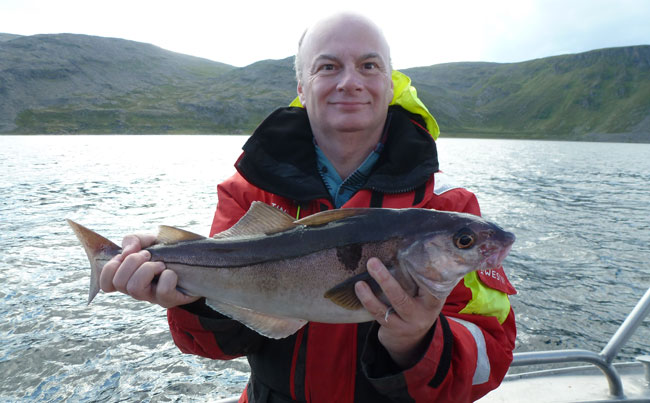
[1, 135, 649, 401]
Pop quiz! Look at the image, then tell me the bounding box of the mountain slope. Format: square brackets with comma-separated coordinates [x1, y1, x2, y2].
[405, 46, 650, 141]
[0, 33, 22, 42]
[1, 33, 648, 141]
[0, 33, 235, 133]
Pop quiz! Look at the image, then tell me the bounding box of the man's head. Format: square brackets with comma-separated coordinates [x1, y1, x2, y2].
[295, 13, 394, 139]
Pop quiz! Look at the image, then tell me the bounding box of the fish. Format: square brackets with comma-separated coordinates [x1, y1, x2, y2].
[67, 201, 515, 339]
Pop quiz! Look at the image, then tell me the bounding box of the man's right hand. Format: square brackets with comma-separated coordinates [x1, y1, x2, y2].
[99, 234, 200, 308]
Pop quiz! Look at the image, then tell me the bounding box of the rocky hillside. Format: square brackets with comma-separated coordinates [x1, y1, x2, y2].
[406, 46, 650, 141]
[0, 33, 648, 141]
[0, 33, 291, 134]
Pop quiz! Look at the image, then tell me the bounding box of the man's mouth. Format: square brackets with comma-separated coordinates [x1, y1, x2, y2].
[329, 101, 370, 107]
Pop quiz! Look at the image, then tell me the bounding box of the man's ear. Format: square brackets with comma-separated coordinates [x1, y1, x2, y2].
[297, 81, 306, 105]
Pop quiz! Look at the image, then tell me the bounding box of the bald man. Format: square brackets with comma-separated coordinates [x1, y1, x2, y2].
[101, 13, 516, 402]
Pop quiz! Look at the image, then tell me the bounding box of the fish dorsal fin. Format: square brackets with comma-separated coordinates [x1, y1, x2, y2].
[213, 201, 296, 239]
[205, 298, 307, 339]
[157, 226, 206, 244]
[294, 208, 369, 227]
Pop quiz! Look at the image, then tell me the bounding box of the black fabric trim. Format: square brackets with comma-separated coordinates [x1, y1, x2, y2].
[236, 107, 330, 202]
[319, 203, 329, 212]
[179, 297, 225, 318]
[370, 191, 384, 208]
[364, 105, 439, 193]
[247, 375, 296, 403]
[196, 315, 266, 357]
[412, 184, 426, 206]
[428, 314, 454, 388]
[247, 332, 302, 400]
[296, 202, 309, 219]
[354, 322, 374, 401]
[354, 322, 402, 403]
[246, 380, 253, 401]
[235, 106, 438, 202]
[359, 321, 416, 402]
[293, 326, 308, 401]
[179, 298, 265, 356]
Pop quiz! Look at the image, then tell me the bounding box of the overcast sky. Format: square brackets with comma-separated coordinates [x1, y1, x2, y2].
[2, 0, 649, 69]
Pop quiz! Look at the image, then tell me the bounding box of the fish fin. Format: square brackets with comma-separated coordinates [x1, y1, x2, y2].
[205, 298, 306, 339]
[66, 220, 122, 305]
[324, 271, 384, 310]
[213, 201, 297, 238]
[157, 225, 206, 244]
[294, 208, 370, 226]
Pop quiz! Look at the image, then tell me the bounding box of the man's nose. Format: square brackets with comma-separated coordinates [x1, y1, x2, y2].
[336, 67, 363, 92]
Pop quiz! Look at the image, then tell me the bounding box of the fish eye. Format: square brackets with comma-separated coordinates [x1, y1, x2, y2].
[453, 229, 476, 249]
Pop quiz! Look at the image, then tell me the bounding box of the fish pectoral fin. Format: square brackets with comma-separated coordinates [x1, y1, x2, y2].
[213, 201, 297, 238]
[205, 298, 307, 339]
[324, 271, 383, 310]
[294, 208, 370, 226]
[157, 226, 206, 244]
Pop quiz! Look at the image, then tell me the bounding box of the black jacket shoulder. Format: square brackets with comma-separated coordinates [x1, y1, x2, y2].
[236, 106, 439, 202]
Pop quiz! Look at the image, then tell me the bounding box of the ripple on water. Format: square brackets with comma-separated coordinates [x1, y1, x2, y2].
[2, 136, 649, 399]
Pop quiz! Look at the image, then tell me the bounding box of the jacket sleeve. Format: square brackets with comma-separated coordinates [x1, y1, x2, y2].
[166, 173, 268, 360]
[360, 185, 516, 402]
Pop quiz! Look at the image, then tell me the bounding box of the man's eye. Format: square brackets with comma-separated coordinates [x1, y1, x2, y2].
[363, 62, 377, 70]
[319, 64, 335, 71]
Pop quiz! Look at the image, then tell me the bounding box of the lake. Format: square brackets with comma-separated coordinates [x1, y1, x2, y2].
[1, 135, 649, 401]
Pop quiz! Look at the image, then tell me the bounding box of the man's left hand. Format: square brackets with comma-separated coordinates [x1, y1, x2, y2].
[354, 257, 444, 369]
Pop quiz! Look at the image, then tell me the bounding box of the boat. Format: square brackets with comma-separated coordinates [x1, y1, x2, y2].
[478, 286, 650, 402]
[216, 286, 650, 402]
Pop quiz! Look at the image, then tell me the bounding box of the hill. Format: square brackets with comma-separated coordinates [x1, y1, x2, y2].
[0, 33, 22, 42]
[405, 46, 650, 142]
[0, 33, 648, 141]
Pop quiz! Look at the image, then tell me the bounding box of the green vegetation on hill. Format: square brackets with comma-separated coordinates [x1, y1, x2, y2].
[407, 46, 650, 141]
[1, 33, 648, 141]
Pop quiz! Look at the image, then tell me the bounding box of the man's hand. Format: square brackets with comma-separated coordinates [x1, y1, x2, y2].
[99, 234, 200, 308]
[355, 257, 444, 369]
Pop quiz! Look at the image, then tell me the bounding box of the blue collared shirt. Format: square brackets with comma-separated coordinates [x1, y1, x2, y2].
[315, 143, 383, 208]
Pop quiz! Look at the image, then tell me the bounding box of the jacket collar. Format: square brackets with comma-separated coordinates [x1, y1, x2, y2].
[236, 105, 439, 203]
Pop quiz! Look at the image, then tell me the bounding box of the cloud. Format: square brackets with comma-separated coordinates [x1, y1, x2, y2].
[1, 0, 649, 68]
[480, 0, 650, 63]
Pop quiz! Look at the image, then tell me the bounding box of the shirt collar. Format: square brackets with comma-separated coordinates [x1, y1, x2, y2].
[314, 113, 391, 207]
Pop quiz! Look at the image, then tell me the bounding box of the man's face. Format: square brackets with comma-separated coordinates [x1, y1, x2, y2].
[297, 17, 393, 138]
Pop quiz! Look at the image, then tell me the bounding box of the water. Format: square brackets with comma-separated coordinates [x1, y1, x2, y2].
[1, 135, 649, 401]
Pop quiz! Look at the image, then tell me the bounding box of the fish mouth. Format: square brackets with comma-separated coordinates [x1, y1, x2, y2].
[482, 231, 515, 268]
[485, 243, 513, 268]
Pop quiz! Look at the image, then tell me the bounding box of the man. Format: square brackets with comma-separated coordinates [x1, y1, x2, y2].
[101, 13, 516, 402]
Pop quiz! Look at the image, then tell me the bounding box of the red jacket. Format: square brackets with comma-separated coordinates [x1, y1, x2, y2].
[167, 107, 516, 402]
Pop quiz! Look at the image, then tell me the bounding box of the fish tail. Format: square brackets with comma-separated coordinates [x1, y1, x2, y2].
[66, 219, 122, 305]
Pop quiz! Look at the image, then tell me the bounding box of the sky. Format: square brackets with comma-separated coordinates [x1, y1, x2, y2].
[1, 0, 649, 69]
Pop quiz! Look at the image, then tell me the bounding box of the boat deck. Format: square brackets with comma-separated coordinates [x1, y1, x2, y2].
[479, 362, 650, 402]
